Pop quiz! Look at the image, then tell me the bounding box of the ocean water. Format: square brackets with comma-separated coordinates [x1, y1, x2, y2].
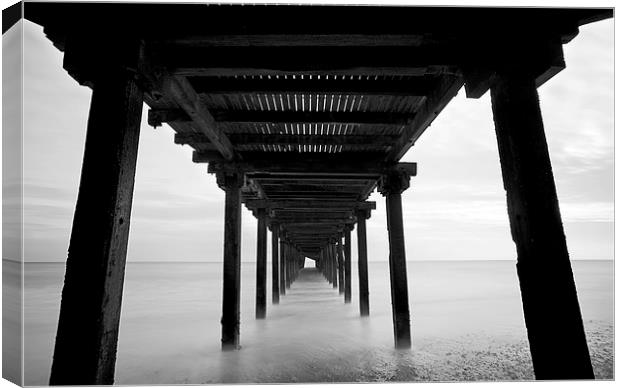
[21, 260, 613, 385]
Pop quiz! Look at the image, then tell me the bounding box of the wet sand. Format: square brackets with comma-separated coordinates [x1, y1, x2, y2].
[22, 260, 613, 384]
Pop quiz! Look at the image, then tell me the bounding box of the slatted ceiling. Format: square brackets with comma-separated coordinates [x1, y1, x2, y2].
[200, 92, 422, 113]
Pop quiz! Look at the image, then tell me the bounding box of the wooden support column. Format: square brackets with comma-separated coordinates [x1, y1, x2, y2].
[357, 209, 371, 316]
[331, 243, 338, 289]
[49, 68, 143, 386]
[285, 244, 292, 289]
[255, 208, 267, 319]
[271, 223, 280, 304]
[344, 227, 352, 303]
[217, 170, 244, 350]
[379, 168, 412, 349]
[337, 236, 345, 295]
[324, 248, 331, 283]
[279, 239, 286, 295]
[490, 70, 593, 379]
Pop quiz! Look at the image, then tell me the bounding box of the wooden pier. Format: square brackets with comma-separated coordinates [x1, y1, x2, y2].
[24, 3, 611, 384]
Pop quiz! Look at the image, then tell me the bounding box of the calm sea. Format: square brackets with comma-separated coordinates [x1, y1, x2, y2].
[20, 260, 613, 384]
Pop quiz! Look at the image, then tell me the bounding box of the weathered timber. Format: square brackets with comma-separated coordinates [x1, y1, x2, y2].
[255, 208, 267, 319]
[273, 210, 353, 217]
[217, 171, 244, 350]
[163, 34, 429, 47]
[160, 75, 235, 160]
[262, 185, 367, 194]
[271, 223, 280, 304]
[344, 228, 352, 303]
[49, 70, 143, 385]
[246, 199, 376, 210]
[279, 239, 286, 295]
[176, 133, 398, 147]
[148, 109, 190, 127]
[285, 244, 292, 289]
[205, 156, 416, 179]
[490, 70, 593, 379]
[211, 110, 414, 126]
[163, 44, 459, 76]
[331, 244, 338, 289]
[379, 169, 412, 349]
[189, 76, 439, 96]
[357, 209, 371, 316]
[25, 4, 611, 46]
[337, 237, 345, 295]
[464, 37, 566, 99]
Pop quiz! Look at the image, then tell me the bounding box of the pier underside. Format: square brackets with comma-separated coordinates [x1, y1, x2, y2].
[24, 3, 611, 384]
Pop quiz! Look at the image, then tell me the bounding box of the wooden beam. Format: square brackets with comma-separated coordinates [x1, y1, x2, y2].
[148, 109, 189, 127]
[274, 210, 353, 217]
[261, 185, 366, 194]
[176, 133, 398, 147]
[211, 110, 414, 127]
[246, 199, 376, 210]
[280, 221, 355, 227]
[189, 75, 438, 96]
[277, 217, 354, 223]
[160, 75, 235, 160]
[157, 45, 460, 77]
[386, 75, 464, 161]
[163, 34, 427, 47]
[203, 154, 399, 175]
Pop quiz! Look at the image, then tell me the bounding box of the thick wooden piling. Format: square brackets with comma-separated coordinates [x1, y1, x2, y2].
[379, 169, 412, 349]
[344, 227, 352, 303]
[285, 244, 292, 289]
[255, 208, 267, 319]
[218, 171, 244, 350]
[337, 237, 345, 295]
[490, 71, 594, 379]
[49, 69, 143, 385]
[280, 239, 286, 295]
[357, 209, 370, 316]
[331, 244, 338, 289]
[271, 223, 280, 304]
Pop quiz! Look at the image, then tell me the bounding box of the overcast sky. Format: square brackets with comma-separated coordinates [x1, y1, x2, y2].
[17, 11, 613, 263]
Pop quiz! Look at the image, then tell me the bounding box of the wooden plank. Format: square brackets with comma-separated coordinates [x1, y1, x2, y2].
[174, 67, 454, 78]
[160, 75, 235, 160]
[158, 43, 459, 77]
[203, 153, 393, 174]
[176, 133, 398, 147]
[273, 210, 353, 217]
[162, 34, 426, 47]
[211, 110, 414, 127]
[261, 185, 367, 193]
[246, 199, 376, 210]
[249, 175, 374, 183]
[276, 217, 355, 223]
[189, 76, 438, 96]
